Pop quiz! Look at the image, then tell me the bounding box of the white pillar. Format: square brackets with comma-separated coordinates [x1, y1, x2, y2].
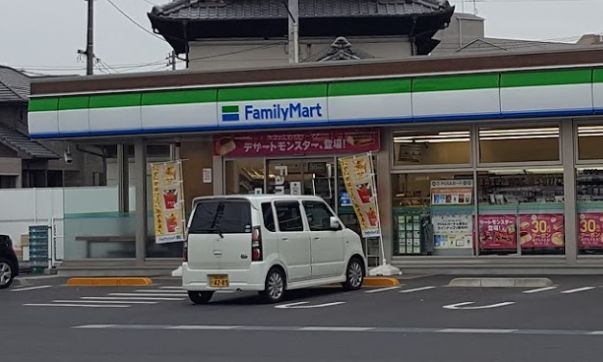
[134, 141, 147, 264]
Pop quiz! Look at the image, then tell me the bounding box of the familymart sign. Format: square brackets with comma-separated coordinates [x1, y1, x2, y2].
[220, 100, 327, 124]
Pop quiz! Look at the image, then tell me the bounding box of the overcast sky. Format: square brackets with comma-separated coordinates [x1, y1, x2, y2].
[1, 0, 602, 75]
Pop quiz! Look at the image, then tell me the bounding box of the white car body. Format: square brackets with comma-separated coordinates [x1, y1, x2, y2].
[182, 195, 366, 294]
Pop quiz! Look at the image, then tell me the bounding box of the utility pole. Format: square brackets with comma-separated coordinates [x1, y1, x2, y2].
[86, 0, 94, 75]
[286, 0, 299, 63]
[171, 51, 176, 70]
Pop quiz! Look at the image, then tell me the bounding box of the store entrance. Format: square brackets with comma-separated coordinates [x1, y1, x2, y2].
[267, 158, 336, 209]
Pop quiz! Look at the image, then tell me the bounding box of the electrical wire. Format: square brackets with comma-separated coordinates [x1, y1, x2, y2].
[105, 0, 166, 42]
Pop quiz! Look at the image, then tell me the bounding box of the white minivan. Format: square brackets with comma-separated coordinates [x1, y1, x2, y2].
[182, 195, 366, 304]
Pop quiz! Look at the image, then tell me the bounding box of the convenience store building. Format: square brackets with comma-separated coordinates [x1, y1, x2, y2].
[29, 48, 603, 275]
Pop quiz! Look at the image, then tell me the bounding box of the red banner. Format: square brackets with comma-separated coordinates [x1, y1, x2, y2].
[519, 214, 565, 249]
[479, 215, 517, 250]
[214, 129, 380, 157]
[578, 213, 603, 249]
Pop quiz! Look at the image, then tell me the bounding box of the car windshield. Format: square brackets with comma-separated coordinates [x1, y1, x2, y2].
[188, 199, 251, 234]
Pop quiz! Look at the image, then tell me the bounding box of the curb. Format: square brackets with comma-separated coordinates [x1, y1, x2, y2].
[66, 277, 153, 287]
[363, 277, 401, 287]
[448, 277, 553, 288]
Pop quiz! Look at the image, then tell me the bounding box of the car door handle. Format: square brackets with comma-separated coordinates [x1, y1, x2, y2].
[281, 237, 289, 241]
[313, 237, 320, 240]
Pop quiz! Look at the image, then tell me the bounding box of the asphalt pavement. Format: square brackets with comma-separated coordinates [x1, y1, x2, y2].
[2, 274, 603, 362]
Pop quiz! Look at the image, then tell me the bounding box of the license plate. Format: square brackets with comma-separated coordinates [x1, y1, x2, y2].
[208, 275, 229, 288]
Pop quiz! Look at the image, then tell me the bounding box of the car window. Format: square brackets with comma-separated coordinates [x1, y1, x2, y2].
[261, 202, 276, 232]
[275, 201, 304, 232]
[303, 201, 335, 231]
[189, 199, 251, 234]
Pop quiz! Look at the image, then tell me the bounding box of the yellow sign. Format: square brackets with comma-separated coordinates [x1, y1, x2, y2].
[339, 153, 381, 238]
[151, 161, 186, 244]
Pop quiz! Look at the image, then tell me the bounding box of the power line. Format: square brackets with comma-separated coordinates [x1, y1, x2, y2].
[105, 0, 166, 42]
[141, 0, 157, 6]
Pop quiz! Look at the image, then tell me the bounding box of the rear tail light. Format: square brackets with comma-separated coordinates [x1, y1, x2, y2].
[183, 240, 188, 262]
[251, 226, 263, 262]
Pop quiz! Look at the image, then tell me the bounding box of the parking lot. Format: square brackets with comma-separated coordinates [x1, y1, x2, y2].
[3, 274, 603, 361]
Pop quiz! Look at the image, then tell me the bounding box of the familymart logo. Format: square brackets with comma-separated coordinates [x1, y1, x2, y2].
[221, 102, 324, 122]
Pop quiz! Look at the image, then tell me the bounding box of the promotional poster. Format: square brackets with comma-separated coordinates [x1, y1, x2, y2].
[151, 161, 186, 244]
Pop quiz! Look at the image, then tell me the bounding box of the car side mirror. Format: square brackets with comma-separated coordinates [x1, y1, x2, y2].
[330, 216, 341, 230]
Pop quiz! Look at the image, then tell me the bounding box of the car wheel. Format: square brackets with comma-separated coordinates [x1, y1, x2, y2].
[261, 268, 286, 303]
[0, 258, 14, 289]
[187, 291, 214, 304]
[343, 258, 364, 291]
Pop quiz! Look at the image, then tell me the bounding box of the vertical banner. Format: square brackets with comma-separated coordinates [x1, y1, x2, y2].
[339, 153, 381, 238]
[519, 214, 564, 249]
[151, 161, 186, 244]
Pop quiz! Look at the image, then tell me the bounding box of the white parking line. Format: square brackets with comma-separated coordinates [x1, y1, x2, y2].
[54, 300, 158, 304]
[300, 327, 375, 332]
[561, 287, 595, 294]
[109, 293, 190, 297]
[134, 290, 187, 294]
[159, 286, 183, 290]
[439, 328, 517, 334]
[24, 303, 130, 308]
[82, 296, 185, 301]
[399, 286, 436, 294]
[522, 286, 558, 294]
[11, 285, 52, 292]
[365, 286, 402, 294]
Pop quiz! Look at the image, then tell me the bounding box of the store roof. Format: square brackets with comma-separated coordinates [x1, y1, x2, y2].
[0, 66, 30, 103]
[0, 126, 59, 159]
[148, 0, 455, 55]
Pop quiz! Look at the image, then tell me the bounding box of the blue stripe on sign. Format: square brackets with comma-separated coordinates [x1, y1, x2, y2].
[222, 113, 240, 121]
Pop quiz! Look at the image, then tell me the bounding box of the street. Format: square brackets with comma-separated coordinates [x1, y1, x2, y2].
[2, 275, 603, 361]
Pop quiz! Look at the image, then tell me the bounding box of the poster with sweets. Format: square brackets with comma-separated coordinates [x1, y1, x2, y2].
[519, 214, 564, 249]
[151, 161, 186, 244]
[479, 215, 517, 250]
[338, 153, 381, 238]
[578, 213, 603, 249]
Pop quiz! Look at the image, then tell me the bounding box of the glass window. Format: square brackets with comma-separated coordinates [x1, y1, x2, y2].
[577, 124, 603, 160]
[275, 201, 304, 232]
[224, 158, 265, 194]
[576, 168, 603, 255]
[189, 200, 252, 234]
[393, 129, 470, 166]
[479, 126, 560, 163]
[477, 169, 564, 255]
[303, 201, 335, 231]
[262, 202, 276, 232]
[392, 172, 475, 256]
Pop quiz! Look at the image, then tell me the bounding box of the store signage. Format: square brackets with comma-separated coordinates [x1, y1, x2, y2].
[430, 180, 473, 205]
[519, 214, 564, 249]
[479, 215, 517, 250]
[220, 100, 327, 124]
[339, 153, 381, 238]
[432, 214, 473, 249]
[578, 213, 603, 249]
[151, 161, 186, 244]
[214, 129, 380, 157]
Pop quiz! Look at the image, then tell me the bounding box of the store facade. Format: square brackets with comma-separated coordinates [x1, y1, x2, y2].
[28, 49, 603, 274]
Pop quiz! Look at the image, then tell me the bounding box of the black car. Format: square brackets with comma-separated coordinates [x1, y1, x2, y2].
[0, 235, 19, 289]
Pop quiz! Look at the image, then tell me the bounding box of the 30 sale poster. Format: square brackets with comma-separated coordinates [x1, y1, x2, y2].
[578, 213, 603, 249]
[519, 214, 564, 249]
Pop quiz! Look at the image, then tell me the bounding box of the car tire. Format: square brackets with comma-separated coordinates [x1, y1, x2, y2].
[187, 291, 214, 304]
[0, 258, 14, 289]
[261, 268, 286, 303]
[343, 257, 364, 291]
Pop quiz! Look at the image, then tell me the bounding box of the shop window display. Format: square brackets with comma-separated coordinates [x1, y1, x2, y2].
[577, 124, 603, 160]
[392, 173, 475, 256]
[479, 126, 560, 163]
[392, 130, 470, 166]
[477, 170, 564, 255]
[576, 168, 603, 254]
[224, 159, 265, 194]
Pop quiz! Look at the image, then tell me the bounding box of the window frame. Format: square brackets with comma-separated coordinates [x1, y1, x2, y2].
[302, 200, 338, 232]
[274, 200, 306, 233]
[261, 202, 277, 232]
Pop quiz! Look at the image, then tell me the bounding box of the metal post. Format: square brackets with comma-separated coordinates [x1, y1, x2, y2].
[287, 0, 299, 63]
[562, 121, 577, 264]
[134, 141, 147, 264]
[86, 0, 94, 75]
[117, 144, 129, 213]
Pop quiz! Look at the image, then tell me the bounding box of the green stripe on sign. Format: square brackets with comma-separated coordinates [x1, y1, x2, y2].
[501, 69, 592, 88]
[28, 97, 59, 112]
[413, 73, 500, 93]
[329, 78, 411, 96]
[222, 105, 239, 113]
[219, 83, 327, 102]
[89, 93, 141, 108]
[592, 68, 603, 83]
[141, 89, 216, 106]
[59, 96, 89, 110]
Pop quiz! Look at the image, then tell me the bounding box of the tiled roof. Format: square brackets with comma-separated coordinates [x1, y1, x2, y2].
[0, 66, 30, 103]
[0, 126, 59, 159]
[151, 0, 452, 20]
